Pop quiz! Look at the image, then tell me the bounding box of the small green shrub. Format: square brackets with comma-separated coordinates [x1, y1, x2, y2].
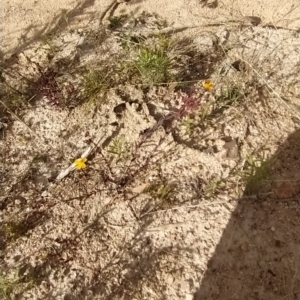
[204, 177, 224, 199]
[212, 85, 244, 116]
[0, 273, 19, 300]
[144, 181, 176, 209]
[83, 69, 110, 105]
[239, 154, 275, 195]
[107, 136, 130, 163]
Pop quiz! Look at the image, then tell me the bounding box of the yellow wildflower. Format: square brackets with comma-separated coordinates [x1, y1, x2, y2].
[74, 157, 87, 170]
[203, 80, 214, 91]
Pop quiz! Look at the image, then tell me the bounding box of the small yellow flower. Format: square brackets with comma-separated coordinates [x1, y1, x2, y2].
[203, 80, 214, 91]
[74, 157, 87, 170]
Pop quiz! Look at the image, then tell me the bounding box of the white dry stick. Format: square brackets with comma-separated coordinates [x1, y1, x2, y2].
[56, 135, 104, 181]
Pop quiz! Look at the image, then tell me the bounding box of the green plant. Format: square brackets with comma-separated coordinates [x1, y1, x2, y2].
[0, 70, 29, 113]
[0, 269, 37, 300]
[1, 92, 27, 112]
[108, 14, 128, 30]
[61, 10, 70, 27]
[83, 69, 110, 105]
[241, 154, 274, 195]
[3, 220, 27, 242]
[212, 85, 244, 116]
[41, 33, 58, 56]
[118, 34, 140, 51]
[107, 136, 130, 163]
[145, 181, 175, 208]
[204, 176, 224, 199]
[32, 154, 49, 164]
[118, 34, 175, 85]
[0, 273, 19, 300]
[118, 33, 204, 86]
[135, 45, 172, 85]
[182, 116, 195, 136]
[197, 102, 211, 123]
[217, 85, 243, 105]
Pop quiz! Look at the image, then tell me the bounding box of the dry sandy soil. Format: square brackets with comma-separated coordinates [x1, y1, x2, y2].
[1, 0, 300, 300]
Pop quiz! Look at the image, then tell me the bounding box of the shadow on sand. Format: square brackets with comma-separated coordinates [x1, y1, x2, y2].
[194, 129, 300, 299]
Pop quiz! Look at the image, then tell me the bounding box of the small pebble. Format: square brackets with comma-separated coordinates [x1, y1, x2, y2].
[15, 199, 21, 205]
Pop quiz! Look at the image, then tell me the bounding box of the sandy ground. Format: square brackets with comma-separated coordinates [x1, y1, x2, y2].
[1, 1, 300, 300]
[1, 0, 300, 55]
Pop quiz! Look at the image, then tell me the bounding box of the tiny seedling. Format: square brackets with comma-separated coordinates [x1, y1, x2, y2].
[182, 116, 195, 136]
[41, 34, 58, 56]
[108, 14, 128, 30]
[144, 181, 175, 208]
[107, 136, 130, 163]
[0, 273, 19, 300]
[198, 102, 212, 123]
[118, 34, 143, 51]
[32, 154, 49, 164]
[204, 176, 224, 199]
[61, 10, 70, 27]
[212, 85, 244, 116]
[83, 69, 110, 105]
[3, 220, 28, 242]
[0, 269, 37, 300]
[136, 46, 172, 85]
[240, 154, 274, 195]
[2, 92, 27, 112]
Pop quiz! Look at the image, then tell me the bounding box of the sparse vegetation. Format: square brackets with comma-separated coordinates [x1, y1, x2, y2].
[135, 44, 173, 85]
[0, 270, 38, 300]
[118, 33, 205, 86]
[204, 176, 224, 199]
[0, 90, 28, 114]
[240, 154, 275, 195]
[145, 180, 176, 208]
[182, 116, 196, 136]
[3, 220, 27, 242]
[107, 135, 130, 163]
[1, 5, 299, 300]
[118, 35, 176, 85]
[0, 273, 19, 300]
[212, 84, 244, 116]
[41, 33, 58, 57]
[83, 68, 111, 105]
[108, 14, 128, 30]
